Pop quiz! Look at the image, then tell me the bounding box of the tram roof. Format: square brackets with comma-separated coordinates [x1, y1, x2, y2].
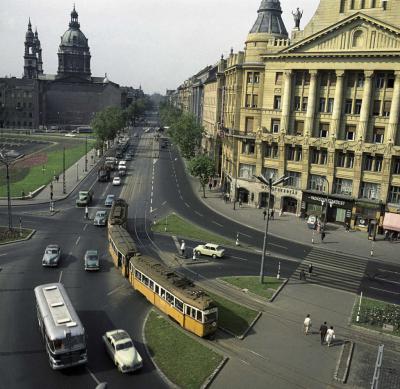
[109, 224, 139, 256]
[132, 256, 215, 311]
[109, 198, 128, 226]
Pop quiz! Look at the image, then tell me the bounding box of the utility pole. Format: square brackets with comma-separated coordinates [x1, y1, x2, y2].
[62, 146, 66, 194]
[85, 136, 88, 172]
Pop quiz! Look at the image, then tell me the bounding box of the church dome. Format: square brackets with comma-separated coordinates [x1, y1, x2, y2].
[60, 28, 88, 47]
[250, 0, 288, 37]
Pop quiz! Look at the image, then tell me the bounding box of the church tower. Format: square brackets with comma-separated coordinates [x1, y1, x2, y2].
[57, 6, 91, 81]
[23, 18, 42, 79]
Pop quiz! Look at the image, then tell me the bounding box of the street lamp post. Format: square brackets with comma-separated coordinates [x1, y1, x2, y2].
[85, 136, 88, 172]
[0, 152, 13, 230]
[255, 174, 289, 284]
[320, 177, 330, 231]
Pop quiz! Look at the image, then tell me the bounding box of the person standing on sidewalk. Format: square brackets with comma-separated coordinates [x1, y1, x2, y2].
[85, 206, 89, 220]
[303, 314, 312, 335]
[208, 182, 212, 191]
[180, 240, 186, 256]
[325, 326, 335, 347]
[321, 230, 326, 242]
[270, 209, 275, 220]
[319, 322, 328, 345]
[263, 209, 267, 220]
[308, 263, 313, 279]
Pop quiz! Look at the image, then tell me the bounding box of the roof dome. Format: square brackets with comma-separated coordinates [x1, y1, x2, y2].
[60, 28, 88, 47]
[250, 0, 288, 37]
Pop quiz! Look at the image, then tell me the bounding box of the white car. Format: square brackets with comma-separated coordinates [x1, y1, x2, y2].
[112, 177, 121, 186]
[194, 243, 225, 258]
[103, 330, 143, 373]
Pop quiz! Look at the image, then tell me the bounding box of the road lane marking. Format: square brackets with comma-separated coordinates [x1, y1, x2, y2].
[0, 253, 7, 257]
[239, 232, 252, 238]
[240, 359, 250, 366]
[86, 367, 100, 385]
[369, 287, 400, 295]
[185, 203, 190, 208]
[194, 211, 203, 217]
[162, 201, 167, 206]
[270, 243, 288, 250]
[374, 277, 400, 286]
[250, 350, 265, 358]
[212, 221, 223, 227]
[377, 269, 400, 275]
[58, 271, 63, 283]
[83, 224, 88, 231]
[230, 255, 248, 261]
[107, 284, 125, 296]
[75, 236, 80, 245]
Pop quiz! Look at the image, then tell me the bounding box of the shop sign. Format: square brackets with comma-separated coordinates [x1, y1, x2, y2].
[309, 195, 346, 207]
[261, 185, 300, 197]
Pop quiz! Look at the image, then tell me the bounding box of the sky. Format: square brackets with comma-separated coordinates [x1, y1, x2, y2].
[0, 0, 320, 94]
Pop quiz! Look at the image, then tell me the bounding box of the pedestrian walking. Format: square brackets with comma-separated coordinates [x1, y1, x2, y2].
[299, 269, 306, 281]
[270, 209, 275, 220]
[325, 326, 335, 347]
[345, 222, 350, 232]
[319, 322, 328, 345]
[208, 182, 212, 191]
[303, 314, 312, 335]
[213, 179, 217, 187]
[85, 206, 89, 220]
[263, 209, 267, 220]
[308, 263, 313, 279]
[180, 240, 186, 256]
[321, 230, 326, 242]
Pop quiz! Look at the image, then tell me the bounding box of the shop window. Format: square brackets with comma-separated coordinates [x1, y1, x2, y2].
[295, 120, 304, 136]
[373, 127, 384, 144]
[239, 163, 256, 179]
[372, 100, 381, 116]
[271, 119, 280, 133]
[294, 96, 301, 111]
[388, 186, 400, 204]
[354, 99, 362, 115]
[273, 96, 281, 110]
[359, 182, 381, 200]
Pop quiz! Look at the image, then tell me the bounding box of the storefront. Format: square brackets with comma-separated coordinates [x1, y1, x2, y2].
[301, 192, 354, 224]
[352, 200, 384, 233]
[258, 186, 302, 215]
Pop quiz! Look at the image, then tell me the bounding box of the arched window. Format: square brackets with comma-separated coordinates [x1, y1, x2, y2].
[352, 30, 364, 48]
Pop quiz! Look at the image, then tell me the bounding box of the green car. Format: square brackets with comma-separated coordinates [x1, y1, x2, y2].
[76, 190, 93, 206]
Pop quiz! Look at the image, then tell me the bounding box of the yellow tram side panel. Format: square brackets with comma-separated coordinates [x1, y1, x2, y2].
[184, 315, 206, 337]
[132, 278, 155, 305]
[109, 243, 119, 269]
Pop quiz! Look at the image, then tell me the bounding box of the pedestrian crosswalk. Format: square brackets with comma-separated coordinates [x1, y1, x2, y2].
[292, 248, 368, 293]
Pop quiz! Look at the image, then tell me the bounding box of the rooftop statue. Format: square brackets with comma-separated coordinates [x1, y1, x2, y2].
[292, 7, 303, 29]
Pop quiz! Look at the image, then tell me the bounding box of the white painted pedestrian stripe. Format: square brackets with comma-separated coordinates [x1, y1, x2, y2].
[249, 350, 265, 359]
[374, 277, 400, 286]
[75, 236, 80, 245]
[86, 367, 100, 385]
[269, 243, 288, 250]
[194, 211, 203, 217]
[0, 253, 7, 257]
[369, 287, 400, 295]
[107, 284, 125, 296]
[212, 221, 223, 227]
[184, 203, 190, 208]
[230, 255, 248, 262]
[58, 271, 63, 283]
[83, 224, 88, 231]
[162, 201, 167, 206]
[302, 260, 365, 276]
[239, 232, 252, 238]
[377, 268, 400, 276]
[240, 359, 250, 366]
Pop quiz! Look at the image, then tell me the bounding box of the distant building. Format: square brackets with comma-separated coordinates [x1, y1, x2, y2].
[0, 6, 122, 130]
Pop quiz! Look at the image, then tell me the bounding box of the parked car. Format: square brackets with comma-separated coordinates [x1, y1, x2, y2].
[113, 177, 121, 186]
[84, 250, 100, 271]
[194, 243, 225, 259]
[102, 330, 143, 373]
[124, 154, 132, 161]
[93, 210, 108, 226]
[105, 194, 115, 206]
[42, 244, 61, 267]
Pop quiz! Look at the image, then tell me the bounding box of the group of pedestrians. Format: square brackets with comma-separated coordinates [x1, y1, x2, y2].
[262, 209, 275, 220]
[299, 263, 314, 281]
[303, 314, 336, 347]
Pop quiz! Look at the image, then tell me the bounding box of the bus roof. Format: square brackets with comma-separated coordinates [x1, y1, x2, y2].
[131, 256, 215, 311]
[34, 283, 85, 340]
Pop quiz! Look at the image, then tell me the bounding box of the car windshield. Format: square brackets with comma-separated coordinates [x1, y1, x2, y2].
[116, 341, 133, 350]
[107, 195, 114, 200]
[87, 254, 98, 261]
[79, 193, 87, 199]
[46, 249, 58, 254]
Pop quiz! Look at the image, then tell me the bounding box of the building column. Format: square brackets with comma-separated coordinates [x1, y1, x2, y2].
[357, 71, 374, 141]
[280, 70, 293, 133]
[387, 70, 400, 143]
[331, 70, 345, 138]
[304, 70, 318, 137]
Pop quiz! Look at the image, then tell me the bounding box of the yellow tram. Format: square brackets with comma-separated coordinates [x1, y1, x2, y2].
[108, 224, 140, 277]
[108, 198, 128, 229]
[129, 256, 218, 338]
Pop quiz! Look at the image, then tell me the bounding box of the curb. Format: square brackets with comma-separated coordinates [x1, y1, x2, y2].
[142, 309, 179, 389]
[269, 278, 289, 303]
[200, 356, 229, 389]
[334, 340, 354, 383]
[350, 323, 400, 346]
[0, 229, 36, 246]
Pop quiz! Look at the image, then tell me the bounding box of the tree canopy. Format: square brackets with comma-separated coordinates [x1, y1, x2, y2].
[188, 154, 215, 198]
[91, 106, 125, 147]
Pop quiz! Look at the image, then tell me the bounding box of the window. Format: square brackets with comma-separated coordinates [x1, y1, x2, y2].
[242, 140, 255, 154]
[344, 99, 352, 114]
[320, 72, 329, 87]
[309, 175, 326, 191]
[334, 178, 353, 195]
[135, 270, 142, 280]
[264, 143, 279, 158]
[354, 99, 362, 115]
[360, 182, 381, 200]
[364, 155, 374, 171]
[286, 171, 301, 188]
[327, 98, 334, 113]
[175, 299, 183, 312]
[252, 94, 258, 108]
[311, 149, 327, 165]
[347, 73, 355, 87]
[273, 96, 281, 110]
[336, 152, 346, 167]
[294, 96, 301, 111]
[294, 120, 304, 136]
[376, 74, 385, 89]
[247, 73, 253, 83]
[275, 72, 283, 85]
[389, 186, 400, 204]
[286, 146, 296, 160]
[245, 94, 251, 107]
[387, 75, 395, 89]
[373, 127, 384, 143]
[239, 164, 256, 179]
[346, 152, 355, 168]
[254, 72, 260, 84]
[319, 98, 326, 113]
[319, 123, 329, 138]
[302, 97, 308, 112]
[393, 157, 400, 175]
[295, 72, 303, 85]
[166, 292, 174, 304]
[356, 73, 365, 88]
[345, 125, 356, 140]
[245, 117, 254, 132]
[262, 168, 278, 181]
[383, 101, 391, 117]
[375, 156, 383, 172]
[271, 119, 280, 133]
[373, 100, 381, 116]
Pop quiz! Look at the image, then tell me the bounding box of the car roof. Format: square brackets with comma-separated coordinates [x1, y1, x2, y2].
[85, 250, 98, 255]
[46, 244, 60, 250]
[107, 329, 130, 342]
[106, 194, 115, 198]
[204, 243, 220, 248]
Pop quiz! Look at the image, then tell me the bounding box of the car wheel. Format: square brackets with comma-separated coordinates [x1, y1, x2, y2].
[212, 254, 217, 259]
[195, 251, 201, 256]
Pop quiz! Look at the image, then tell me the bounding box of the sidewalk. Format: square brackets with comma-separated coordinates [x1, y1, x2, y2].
[0, 148, 99, 207]
[189, 178, 399, 264]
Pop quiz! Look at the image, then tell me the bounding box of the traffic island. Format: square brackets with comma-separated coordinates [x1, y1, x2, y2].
[0, 227, 35, 245]
[144, 310, 226, 389]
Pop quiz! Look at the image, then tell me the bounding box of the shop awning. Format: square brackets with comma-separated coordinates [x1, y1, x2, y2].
[383, 212, 400, 232]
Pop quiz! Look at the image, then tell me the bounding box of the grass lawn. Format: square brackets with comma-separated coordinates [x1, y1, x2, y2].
[0, 227, 33, 244]
[351, 296, 400, 336]
[152, 213, 233, 246]
[0, 135, 95, 197]
[145, 310, 223, 389]
[206, 291, 259, 336]
[220, 276, 284, 300]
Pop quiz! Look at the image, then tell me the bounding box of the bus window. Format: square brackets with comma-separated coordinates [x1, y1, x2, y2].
[142, 275, 149, 286]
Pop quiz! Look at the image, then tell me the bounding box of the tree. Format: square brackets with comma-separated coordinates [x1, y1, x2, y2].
[125, 97, 152, 126]
[188, 155, 215, 198]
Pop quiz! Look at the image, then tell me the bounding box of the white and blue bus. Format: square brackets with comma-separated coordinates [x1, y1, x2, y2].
[34, 283, 88, 369]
